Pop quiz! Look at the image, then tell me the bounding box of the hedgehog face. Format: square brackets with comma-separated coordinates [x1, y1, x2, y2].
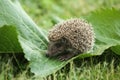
[46, 38, 67, 57]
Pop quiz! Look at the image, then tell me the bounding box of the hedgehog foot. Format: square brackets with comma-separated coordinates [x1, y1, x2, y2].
[58, 53, 75, 61]
[58, 50, 81, 61]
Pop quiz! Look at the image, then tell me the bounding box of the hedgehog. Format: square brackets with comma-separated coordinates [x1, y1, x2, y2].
[46, 18, 95, 61]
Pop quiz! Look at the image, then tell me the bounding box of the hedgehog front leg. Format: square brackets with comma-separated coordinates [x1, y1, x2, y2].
[58, 53, 75, 61]
[58, 50, 80, 61]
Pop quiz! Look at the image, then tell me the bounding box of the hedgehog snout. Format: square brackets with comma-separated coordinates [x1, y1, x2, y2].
[46, 52, 50, 57]
[46, 50, 55, 57]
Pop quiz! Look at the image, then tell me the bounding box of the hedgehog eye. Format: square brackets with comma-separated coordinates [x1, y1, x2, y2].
[56, 43, 62, 48]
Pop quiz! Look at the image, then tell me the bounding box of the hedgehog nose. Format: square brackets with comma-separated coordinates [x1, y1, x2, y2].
[46, 52, 50, 57]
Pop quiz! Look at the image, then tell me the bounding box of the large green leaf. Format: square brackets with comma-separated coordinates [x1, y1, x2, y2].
[0, 0, 120, 77]
[0, 25, 22, 53]
[0, 0, 48, 76]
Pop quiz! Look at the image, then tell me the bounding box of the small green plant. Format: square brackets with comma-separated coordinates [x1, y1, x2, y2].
[0, 0, 120, 78]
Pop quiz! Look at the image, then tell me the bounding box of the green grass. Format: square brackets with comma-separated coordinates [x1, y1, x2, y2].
[0, 0, 120, 80]
[1, 50, 120, 80]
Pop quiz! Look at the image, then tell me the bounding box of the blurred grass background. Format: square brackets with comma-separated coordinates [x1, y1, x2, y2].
[0, 0, 120, 80]
[20, 0, 120, 30]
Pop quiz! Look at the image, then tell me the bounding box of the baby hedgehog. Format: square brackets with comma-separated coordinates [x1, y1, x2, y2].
[46, 18, 95, 61]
